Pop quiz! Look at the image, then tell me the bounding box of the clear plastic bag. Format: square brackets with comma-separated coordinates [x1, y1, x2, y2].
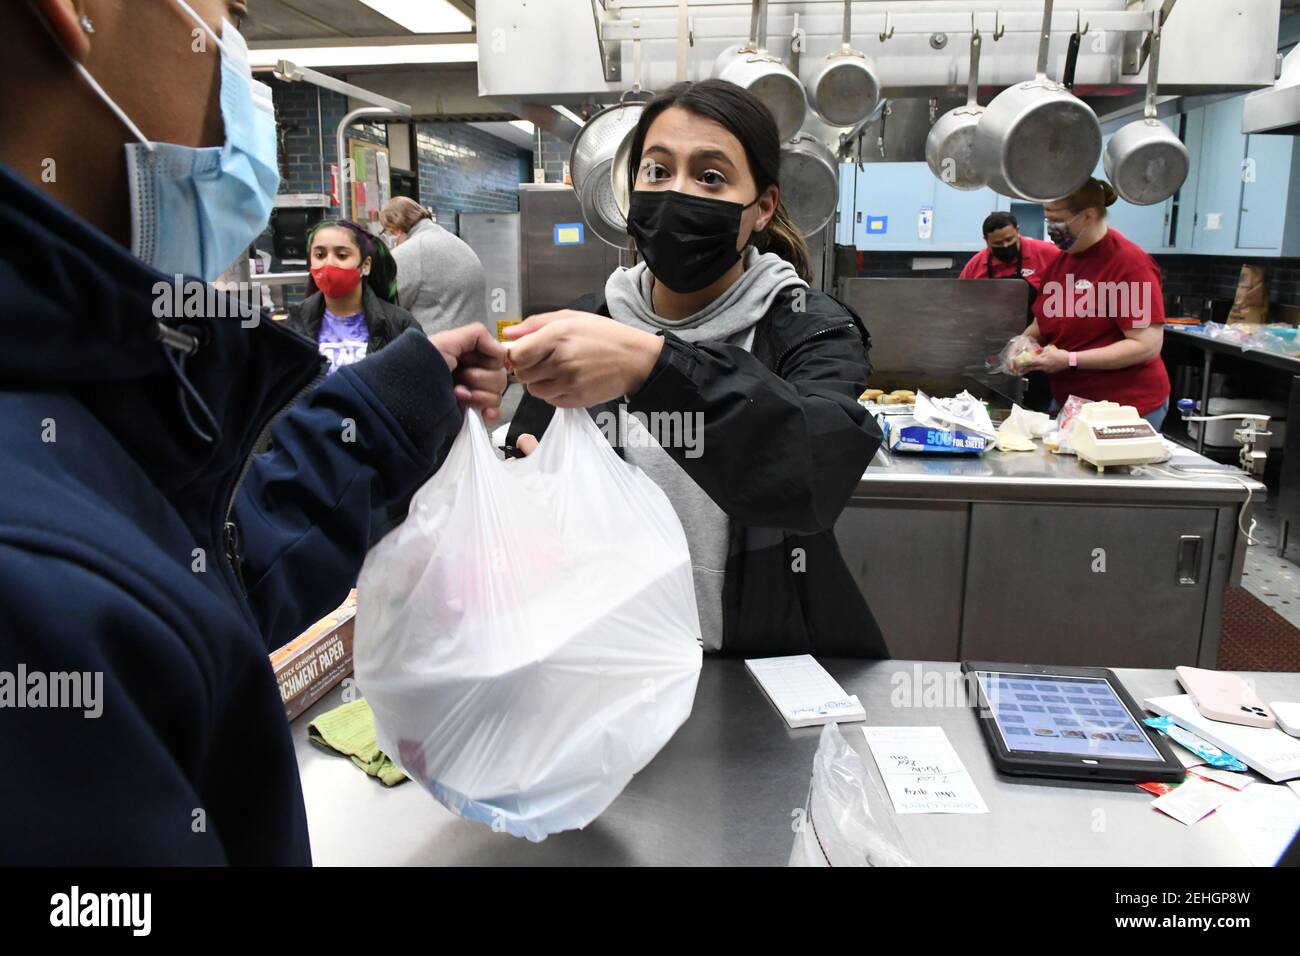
[1055, 393, 1091, 432]
[789, 723, 916, 867]
[353, 408, 704, 841]
[989, 334, 1043, 375]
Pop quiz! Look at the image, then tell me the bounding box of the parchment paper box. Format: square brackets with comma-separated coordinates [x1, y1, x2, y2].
[270, 590, 357, 721]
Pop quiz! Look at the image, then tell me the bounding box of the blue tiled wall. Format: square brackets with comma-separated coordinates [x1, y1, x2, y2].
[413, 122, 530, 234]
[537, 129, 569, 183]
[268, 78, 388, 211]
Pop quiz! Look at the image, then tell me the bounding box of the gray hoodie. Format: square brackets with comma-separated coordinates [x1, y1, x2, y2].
[391, 219, 489, 337]
[602, 248, 807, 650]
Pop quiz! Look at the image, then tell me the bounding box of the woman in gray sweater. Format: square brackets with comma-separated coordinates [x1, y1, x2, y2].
[381, 196, 490, 337]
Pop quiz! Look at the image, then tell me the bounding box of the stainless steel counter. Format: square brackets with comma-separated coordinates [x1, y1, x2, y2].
[834, 439, 1268, 665]
[294, 659, 1299, 866]
[856, 440, 1265, 505]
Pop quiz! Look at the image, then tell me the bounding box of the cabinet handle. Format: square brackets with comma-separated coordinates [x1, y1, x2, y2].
[1177, 535, 1203, 586]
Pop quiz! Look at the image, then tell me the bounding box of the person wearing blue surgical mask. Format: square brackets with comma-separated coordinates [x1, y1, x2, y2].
[0, 0, 507, 865]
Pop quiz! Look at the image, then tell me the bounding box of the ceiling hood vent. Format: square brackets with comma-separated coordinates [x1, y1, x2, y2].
[1244, 45, 1300, 134]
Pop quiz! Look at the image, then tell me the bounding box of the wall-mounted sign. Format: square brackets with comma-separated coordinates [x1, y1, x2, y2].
[554, 222, 585, 245]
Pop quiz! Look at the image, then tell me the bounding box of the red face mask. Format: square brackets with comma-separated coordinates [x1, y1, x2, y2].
[312, 264, 363, 299]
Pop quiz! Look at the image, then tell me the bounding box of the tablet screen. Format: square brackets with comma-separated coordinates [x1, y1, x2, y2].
[975, 671, 1162, 761]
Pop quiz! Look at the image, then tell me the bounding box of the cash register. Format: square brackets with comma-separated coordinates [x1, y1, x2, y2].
[1067, 401, 1166, 472]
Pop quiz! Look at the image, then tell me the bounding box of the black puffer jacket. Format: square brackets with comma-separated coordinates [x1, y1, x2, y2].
[285, 284, 421, 355]
[508, 287, 888, 658]
[285, 284, 423, 539]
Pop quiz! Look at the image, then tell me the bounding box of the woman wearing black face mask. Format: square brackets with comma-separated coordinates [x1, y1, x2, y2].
[504, 79, 887, 659]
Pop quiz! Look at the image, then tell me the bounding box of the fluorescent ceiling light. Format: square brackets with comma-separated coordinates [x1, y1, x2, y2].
[358, 0, 473, 33]
[510, 120, 537, 135]
[250, 44, 478, 68]
[551, 105, 585, 126]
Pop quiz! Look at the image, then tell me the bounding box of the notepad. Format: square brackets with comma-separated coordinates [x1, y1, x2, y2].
[745, 655, 866, 728]
[1145, 694, 1300, 782]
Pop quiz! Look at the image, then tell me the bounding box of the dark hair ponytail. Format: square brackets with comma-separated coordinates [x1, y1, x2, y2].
[1063, 177, 1119, 217]
[754, 204, 810, 280]
[624, 79, 812, 281]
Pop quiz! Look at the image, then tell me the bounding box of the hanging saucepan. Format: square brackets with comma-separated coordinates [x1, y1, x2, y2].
[715, 0, 807, 141]
[1103, 14, 1188, 205]
[974, 0, 1101, 202]
[925, 28, 986, 190]
[779, 132, 839, 236]
[807, 0, 881, 128]
[984, 29, 1084, 198]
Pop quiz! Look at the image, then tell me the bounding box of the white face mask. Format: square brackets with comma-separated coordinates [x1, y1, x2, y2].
[64, 0, 280, 280]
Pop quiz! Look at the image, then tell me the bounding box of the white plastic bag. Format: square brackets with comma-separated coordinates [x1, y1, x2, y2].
[789, 723, 916, 867]
[354, 408, 704, 841]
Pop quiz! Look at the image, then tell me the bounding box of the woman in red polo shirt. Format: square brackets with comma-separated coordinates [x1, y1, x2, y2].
[1022, 178, 1171, 429]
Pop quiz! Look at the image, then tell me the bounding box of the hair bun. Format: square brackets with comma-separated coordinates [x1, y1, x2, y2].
[1098, 179, 1118, 206]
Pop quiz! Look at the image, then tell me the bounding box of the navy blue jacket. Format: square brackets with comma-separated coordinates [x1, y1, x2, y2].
[0, 163, 462, 864]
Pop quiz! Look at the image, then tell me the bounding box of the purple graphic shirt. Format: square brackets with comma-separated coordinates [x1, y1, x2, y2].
[318, 308, 369, 374]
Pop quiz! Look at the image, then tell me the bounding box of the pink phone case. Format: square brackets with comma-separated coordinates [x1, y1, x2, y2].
[1176, 666, 1276, 728]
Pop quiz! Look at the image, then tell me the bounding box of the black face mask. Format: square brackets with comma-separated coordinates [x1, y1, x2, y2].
[626, 189, 758, 294]
[991, 242, 1019, 262]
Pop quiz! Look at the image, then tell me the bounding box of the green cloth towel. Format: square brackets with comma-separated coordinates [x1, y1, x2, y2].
[307, 699, 408, 786]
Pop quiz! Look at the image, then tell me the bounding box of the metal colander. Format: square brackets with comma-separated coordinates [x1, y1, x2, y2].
[569, 102, 643, 196]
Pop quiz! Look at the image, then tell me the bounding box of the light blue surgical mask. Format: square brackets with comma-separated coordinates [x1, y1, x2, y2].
[67, 1, 280, 280]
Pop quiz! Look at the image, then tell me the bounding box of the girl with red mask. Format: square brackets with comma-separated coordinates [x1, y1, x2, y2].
[287, 219, 420, 374]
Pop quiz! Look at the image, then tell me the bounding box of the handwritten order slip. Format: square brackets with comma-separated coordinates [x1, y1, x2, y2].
[863, 726, 989, 814]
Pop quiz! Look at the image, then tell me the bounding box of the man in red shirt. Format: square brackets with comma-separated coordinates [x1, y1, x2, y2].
[1023, 179, 1171, 429]
[961, 212, 1061, 411]
[958, 211, 1062, 306]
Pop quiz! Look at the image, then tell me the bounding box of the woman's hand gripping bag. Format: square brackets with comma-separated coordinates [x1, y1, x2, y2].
[354, 408, 704, 841]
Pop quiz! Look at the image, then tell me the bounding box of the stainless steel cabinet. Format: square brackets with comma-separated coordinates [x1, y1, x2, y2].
[960, 503, 1219, 668]
[519, 184, 627, 317]
[835, 501, 968, 662]
[458, 211, 521, 331]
